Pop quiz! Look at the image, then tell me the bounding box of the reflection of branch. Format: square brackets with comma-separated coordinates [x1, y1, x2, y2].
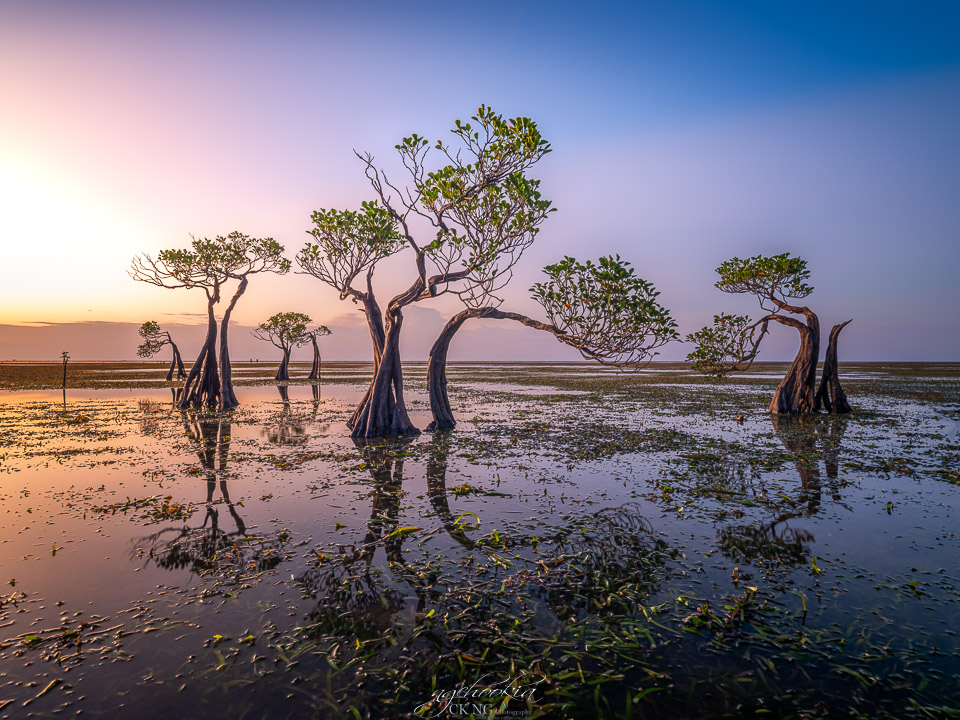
[425, 435, 477, 550]
[718, 513, 815, 567]
[135, 503, 248, 574]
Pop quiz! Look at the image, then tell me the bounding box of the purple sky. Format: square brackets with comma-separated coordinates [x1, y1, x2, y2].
[1, 1, 958, 361]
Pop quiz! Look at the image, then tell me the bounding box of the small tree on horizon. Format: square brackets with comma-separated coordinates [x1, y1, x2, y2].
[252, 312, 325, 382]
[686, 253, 852, 414]
[137, 321, 186, 381]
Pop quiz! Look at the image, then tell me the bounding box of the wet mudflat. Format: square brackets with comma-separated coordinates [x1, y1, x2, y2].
[0, 362, 958, 719]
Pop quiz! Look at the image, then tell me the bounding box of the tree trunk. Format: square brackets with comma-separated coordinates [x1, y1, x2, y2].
[351, 309, 418, 438]
[427, 307, 564, 430]
[219, 276, 248, 410]
[427, 309, 480, 430]
[307, 336, 321, 380]
[276, 347, 291, 381]
[347, 290, 393, 430]
[179, 296, 221, 410]
[814, 320, 852, 414]
[167, 341, 186, 381]
[768, 313, 820, 415]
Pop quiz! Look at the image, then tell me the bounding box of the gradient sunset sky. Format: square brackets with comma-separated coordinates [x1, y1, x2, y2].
[1, 0, 958, 361]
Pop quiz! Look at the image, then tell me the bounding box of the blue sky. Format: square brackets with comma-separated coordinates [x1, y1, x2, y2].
[1, 0, 958, 360]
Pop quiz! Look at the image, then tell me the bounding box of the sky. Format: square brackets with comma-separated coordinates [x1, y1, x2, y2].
[1, 0, 958, 361]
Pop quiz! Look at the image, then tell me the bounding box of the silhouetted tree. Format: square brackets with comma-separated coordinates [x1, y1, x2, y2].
[427, 255, 678, 429]
[252, 312, 319, 381]
[687, 254, 852, 414]
[130, 233, 290, 409]
[137, 320, 186, 380]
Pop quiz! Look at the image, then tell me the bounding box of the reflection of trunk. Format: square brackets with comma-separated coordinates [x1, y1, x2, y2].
[347, 289, 392, 430]
[353, 438, 411, 565]
[771, 415, 822, 514]
[277, 384, 290, 404]
[179, 292, 221, 409]
[816, 416, 848, 501]
[426, 435, 477, 549]
[276, 347, 291, 381]
[815, 320, 852, 414]
[220, 276, 248, 410]
[427, 307, 562, 430]
[768, 311, 820, 415]
[166, 340, 187, 381]
[351, 310, 417, 438]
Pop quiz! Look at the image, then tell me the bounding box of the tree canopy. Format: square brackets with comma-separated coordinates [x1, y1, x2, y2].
[531, 255, 679, 367]
[252, 312, 315, 351]
[298, 202, 404, 298]
[714, 253, 813, 311]
[137, 321, 173, 358]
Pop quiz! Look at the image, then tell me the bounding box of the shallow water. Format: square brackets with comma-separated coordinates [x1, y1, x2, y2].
[0, 362, 958, 718]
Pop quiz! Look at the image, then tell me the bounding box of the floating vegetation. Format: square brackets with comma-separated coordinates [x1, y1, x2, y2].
[0, 362, 958, 718]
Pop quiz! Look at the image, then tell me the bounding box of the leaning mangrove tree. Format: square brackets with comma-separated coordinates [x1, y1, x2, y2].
[427, 255, 678, 429]
[297, 202, 404, 422]
[686, 253, 852, 414]
[137, 321, 186, 380]
[306, 326, 333, 381]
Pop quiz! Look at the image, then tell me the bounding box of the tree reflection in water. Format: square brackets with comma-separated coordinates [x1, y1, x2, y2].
[719, 415, 849, 568]
[134, 413, 283, 579]
[261, 384, 308, 446]
[296, 437, 420, 639]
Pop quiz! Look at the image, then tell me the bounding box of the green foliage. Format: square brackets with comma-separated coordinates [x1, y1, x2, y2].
[299, 202, 404, 294]
[387, 106, 554, 303]
[685, 314, 757, 378]
[252, 312, 314, 350]
[136, 321, 170, 358]
[688, 253, 814, 379]
[531, 255, 678, 366]
[715, 253, 812, 305]
[133, 232, 290, 291]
